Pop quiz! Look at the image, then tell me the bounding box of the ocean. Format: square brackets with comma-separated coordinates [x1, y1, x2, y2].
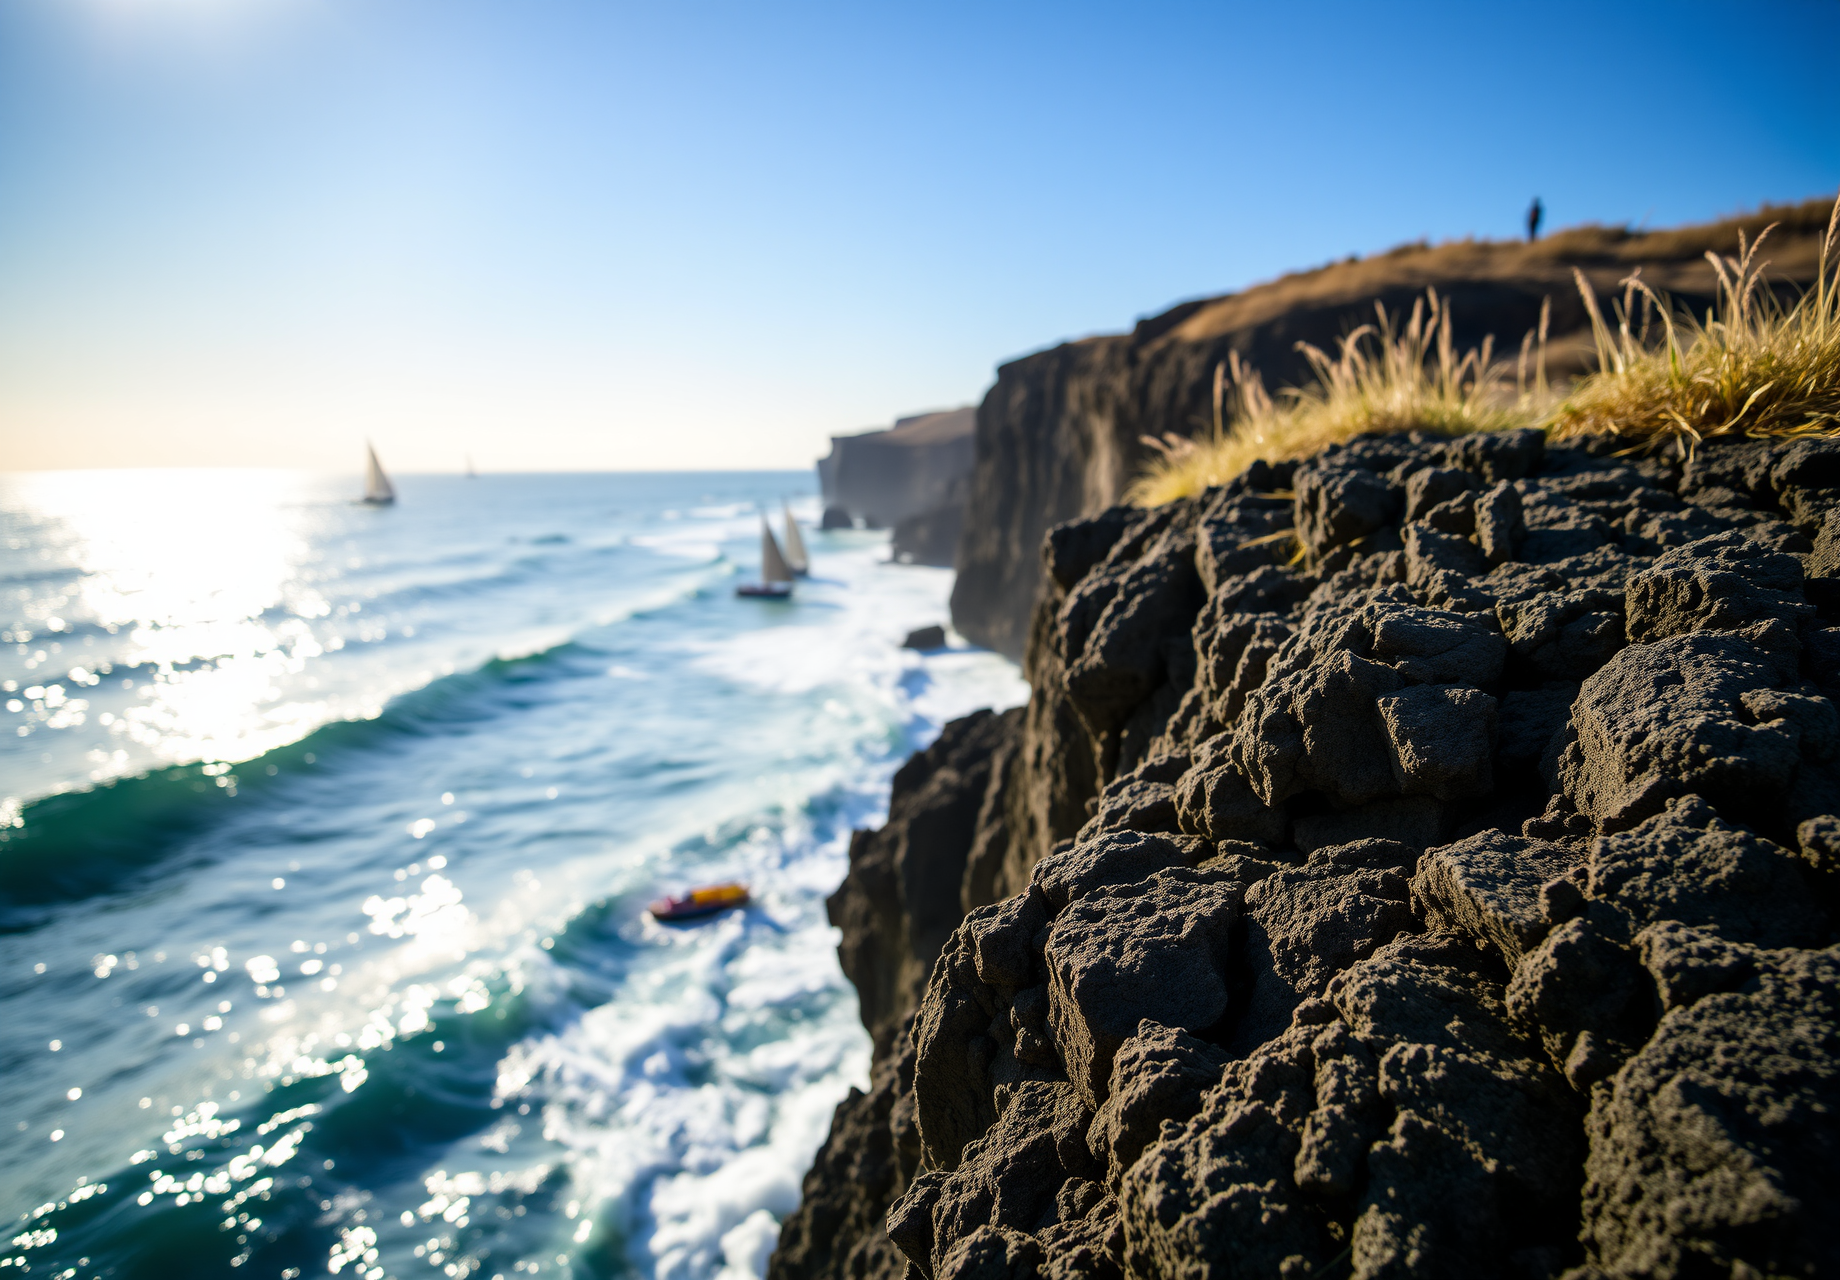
[0, 469, 1026, 1280]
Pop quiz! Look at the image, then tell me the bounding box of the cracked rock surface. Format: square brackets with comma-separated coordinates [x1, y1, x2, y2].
[771, 431, 1840, 1280]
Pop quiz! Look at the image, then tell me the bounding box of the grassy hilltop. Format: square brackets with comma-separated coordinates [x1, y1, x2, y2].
[1131, 197, 1840, 505]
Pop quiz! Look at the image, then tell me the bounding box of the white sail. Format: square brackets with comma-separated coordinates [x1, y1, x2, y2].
[363, 443, 396, 504]
[781, 501, 809, 575]
[760, 517, 795, 584]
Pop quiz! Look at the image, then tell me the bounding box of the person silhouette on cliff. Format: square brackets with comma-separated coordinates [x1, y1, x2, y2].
[1527, 196, 1544, 242]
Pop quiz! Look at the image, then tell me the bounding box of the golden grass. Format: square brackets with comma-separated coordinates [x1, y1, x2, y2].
[1128, 197, 1840, 506]
[1548, 199, 1840, 449]
[1127, 291, 1545, 506]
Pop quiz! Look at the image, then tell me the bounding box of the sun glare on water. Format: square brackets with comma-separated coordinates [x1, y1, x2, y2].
[4, 468, 336, 772]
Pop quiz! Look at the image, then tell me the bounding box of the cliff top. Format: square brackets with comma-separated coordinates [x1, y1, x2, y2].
[1039, 196, 1838, 363]
[952, 194, 1839, 658]
[1129, 195, 1840, 505]
[837, 407, 977, 448]
[1155, 194, 1832, 349]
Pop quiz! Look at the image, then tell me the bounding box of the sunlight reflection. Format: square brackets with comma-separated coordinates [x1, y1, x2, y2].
[361, 874, 472, 951]
[4, 469, 335, 767]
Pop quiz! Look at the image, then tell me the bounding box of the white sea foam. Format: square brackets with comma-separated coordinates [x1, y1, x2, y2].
[504, 541, 1022, 1278]
[0, 472, 1026, 1280]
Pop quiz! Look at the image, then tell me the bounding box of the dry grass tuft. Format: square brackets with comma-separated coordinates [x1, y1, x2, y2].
[1548, 200, 1840, 450]
[1128, 291, 1544, 506]
[1127, 197, 1840, 506]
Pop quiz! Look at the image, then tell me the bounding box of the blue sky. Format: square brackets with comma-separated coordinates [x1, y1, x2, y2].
[2, 0, 1836, 472]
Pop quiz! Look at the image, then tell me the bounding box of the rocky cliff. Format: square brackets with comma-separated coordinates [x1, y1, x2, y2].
[820, 408, 978, 543]
[773, 426, 1840, 1280]
[950, 201, 1838, 659]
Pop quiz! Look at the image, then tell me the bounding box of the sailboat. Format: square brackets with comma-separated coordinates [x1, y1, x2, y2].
[737, 515, 795, 598]
[360, 443, 396, 506]
[781, 501, 810, 576]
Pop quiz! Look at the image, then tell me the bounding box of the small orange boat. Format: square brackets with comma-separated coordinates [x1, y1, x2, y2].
[648, 882, 750, 922]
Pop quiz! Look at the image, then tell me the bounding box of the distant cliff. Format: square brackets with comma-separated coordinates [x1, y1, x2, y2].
[819, 408, 977, 557]
[949, 199, 1838, 658]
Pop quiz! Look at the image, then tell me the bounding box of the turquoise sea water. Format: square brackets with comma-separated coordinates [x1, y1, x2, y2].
[0, 470, 1025, 1280]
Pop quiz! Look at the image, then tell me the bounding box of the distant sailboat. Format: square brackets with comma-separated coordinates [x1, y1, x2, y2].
[782, 501, 810, 576]
[465, 454, 477, 478]
[737, 516, 795, 598]
[361, 443, 396, 506]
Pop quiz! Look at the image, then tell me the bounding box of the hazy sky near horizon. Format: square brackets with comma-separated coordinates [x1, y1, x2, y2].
[2, 0, 1837, 474]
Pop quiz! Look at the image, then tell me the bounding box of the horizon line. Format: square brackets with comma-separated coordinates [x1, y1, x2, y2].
[0, 464, 826, 477]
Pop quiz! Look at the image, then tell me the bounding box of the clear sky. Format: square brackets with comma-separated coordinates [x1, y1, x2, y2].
[2, 0, 1837, 474]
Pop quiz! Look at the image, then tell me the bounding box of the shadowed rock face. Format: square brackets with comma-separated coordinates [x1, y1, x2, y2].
[827, 708, 1026, 1051]
[821, 408, 977, 533]
[894, 474, 970, 567]
[773, 429, 1840, 1280]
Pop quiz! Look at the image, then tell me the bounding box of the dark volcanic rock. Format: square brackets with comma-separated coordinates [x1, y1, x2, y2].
[1329, 934, 1583, 1276]
[770, 1030, 917, 1280]
[1043, 867, 1240, 1106]
[1229, 848, 1418, 1053]
[1086, 1023, 1229, 1188]
[1586, 796, 1827, 948]
[1294, 460, 1403, 557]
[1552, 623, 1833, 836]
[777, 427, 1840, 1280]
[1624, 529, 1814, 642]
[1031, 831, 1199, 913]
[1413, 829, 1579, 966]
[775, 709, 1027, 1280]
[1577, 944, 1840, 1279]
[829, 708, 1025, 1046]
[890, 1080, 1100, 1280]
